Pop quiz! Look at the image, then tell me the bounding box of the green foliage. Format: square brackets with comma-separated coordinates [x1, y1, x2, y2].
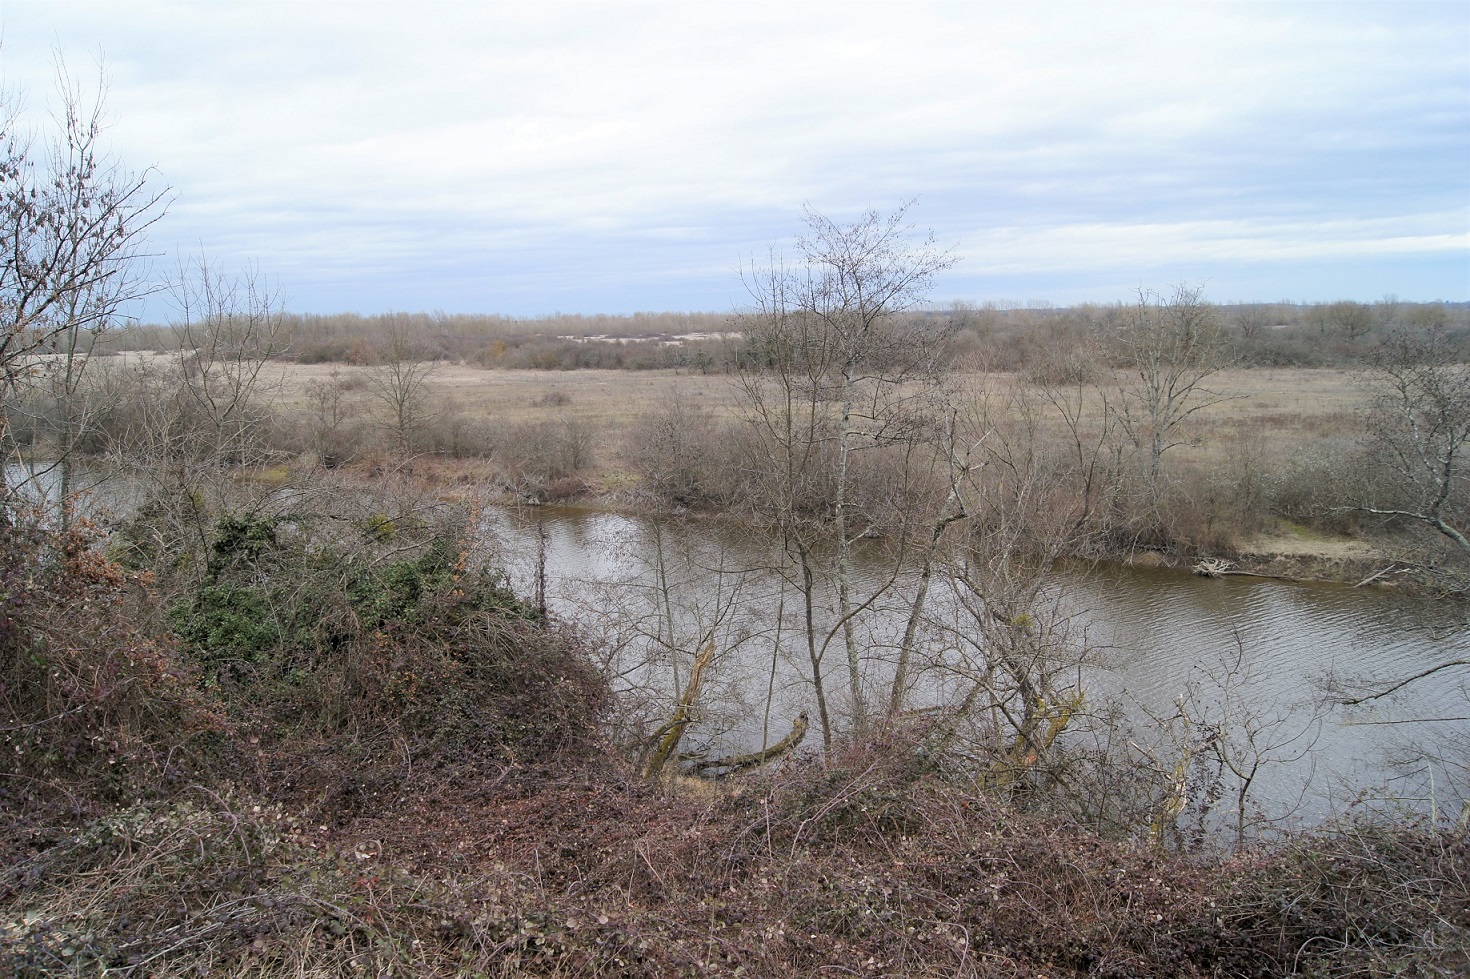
[346, 539, 461, 628]
[167, 514, 540, 676]
[167, 582, 279, 662]
[149, 508, 598, 769]
[355, 511, 396, 541]
[204, 513, 278, 576]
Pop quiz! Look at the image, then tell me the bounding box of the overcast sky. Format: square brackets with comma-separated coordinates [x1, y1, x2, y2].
[1, 1, 1466, 315]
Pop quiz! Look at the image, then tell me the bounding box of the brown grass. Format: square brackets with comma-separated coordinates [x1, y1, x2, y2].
[7, 750, 1465, 978]
[257, 362, 1364, 474]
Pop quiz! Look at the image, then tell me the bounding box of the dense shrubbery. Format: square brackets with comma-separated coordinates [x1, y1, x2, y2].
[3, 723, 1465, 976]
[106, 309, 744, 372]
[2, 492, 608, 825]
[95, 302, 1470, 374]
[0, 521, 232, 822]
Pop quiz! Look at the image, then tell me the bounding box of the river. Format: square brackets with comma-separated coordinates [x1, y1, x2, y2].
[482, 504, 1470, 832]
[11, 460, 1467, 832]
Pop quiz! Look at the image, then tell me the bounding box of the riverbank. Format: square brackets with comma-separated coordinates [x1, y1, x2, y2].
[1126, 523, 1396, 584]
[24, 444, 1421, 592]
[367, 452, 1408, 589]
[10, 750, 1466, 978]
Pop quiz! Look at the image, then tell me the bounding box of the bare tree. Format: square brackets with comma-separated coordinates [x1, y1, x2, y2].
[739, 201, 957, 739]
[1355, 324, 1470, 559]
[1326, 300, 1374, 342]
[111, 258, 287, 576]
[1102, 284, 1234, 489]
[1234, 305, 1270, 342]
[906, 373, 1108, 781]
[304, 370, 357, 466]
[171, 256, 287, 464]
[1176, 639, 1323, 850]
[626, 388, 721, 505]
[366, 315, 437, 454]
[885, 395, 988, 720]
[0, 59, 169, 513]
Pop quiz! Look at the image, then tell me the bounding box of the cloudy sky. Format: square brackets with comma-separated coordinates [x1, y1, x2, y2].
[1, 1, 1466, 315]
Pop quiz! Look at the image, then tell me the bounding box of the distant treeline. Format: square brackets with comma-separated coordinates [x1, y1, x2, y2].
[112, 311, 741, 371]
[947, 298, 1470, 375]
[105, 300, 1470, 372]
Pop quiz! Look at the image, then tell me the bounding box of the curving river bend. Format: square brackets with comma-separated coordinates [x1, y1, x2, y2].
[482, 505, 1470, 830]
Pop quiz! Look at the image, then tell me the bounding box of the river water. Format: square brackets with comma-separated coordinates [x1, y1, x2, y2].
[482, 505, 1470, 829]
[12, 459, 1467, 830]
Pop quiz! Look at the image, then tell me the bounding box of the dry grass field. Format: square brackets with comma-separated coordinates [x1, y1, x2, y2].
[262, 361, 742, 425]
[259, 361, 1367, 445]
[287, 363, 1362, 478]
[245, 361, 1388, 565]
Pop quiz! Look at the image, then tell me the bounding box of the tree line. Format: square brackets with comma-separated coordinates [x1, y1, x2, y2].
[90, 295, 1470, 374]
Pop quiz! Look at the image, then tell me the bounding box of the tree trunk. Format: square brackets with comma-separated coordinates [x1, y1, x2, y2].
[835, 371, 864, 735]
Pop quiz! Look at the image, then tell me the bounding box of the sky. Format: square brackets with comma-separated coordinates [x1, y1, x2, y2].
[0, 0, 1466, 316]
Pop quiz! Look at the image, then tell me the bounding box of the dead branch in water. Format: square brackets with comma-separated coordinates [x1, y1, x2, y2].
[685, 712, 810, 776]
[643, 640, 716, 777]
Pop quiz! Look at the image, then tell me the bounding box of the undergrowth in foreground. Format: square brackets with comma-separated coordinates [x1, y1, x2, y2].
[1, 518, 1466, 977]
[3, 757, 1466, 977]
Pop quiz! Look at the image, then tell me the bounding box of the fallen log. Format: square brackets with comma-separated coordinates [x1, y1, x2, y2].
[685, 712, 809, 776]
[1191, 558, 1302, 582]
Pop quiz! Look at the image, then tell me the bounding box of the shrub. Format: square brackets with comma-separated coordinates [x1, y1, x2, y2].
[159, 512, 608, 770]
[496, 416, 597, 487]
[0, 524, 231, 820]
[625, 392, 722, 505]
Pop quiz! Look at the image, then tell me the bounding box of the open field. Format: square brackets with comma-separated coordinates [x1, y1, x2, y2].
[252, 360, 1367, 462]
[275, 362, 745, 430]
[107, 353, 1372, 444]
[254, 361, 1369, 496]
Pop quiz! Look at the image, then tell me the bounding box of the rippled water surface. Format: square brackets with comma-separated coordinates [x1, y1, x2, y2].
[483, 505, 1470, 824]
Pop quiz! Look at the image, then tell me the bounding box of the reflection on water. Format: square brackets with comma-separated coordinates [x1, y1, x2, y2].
[482, 505, 1470, 825]
[1069, 564, 1469, 821]
[12, 467, 1463, 827]
[3, 461, 143, 520]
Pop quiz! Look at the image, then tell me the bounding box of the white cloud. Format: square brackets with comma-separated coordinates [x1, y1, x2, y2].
[0, 0, 1464, 311]
[960, 214, 1468, 274]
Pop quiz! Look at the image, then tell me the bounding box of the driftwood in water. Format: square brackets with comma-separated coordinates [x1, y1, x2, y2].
[1192, 558, 1302, 582]
[1355, 565, 1398, 588]
[685, 712, 810, 776]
